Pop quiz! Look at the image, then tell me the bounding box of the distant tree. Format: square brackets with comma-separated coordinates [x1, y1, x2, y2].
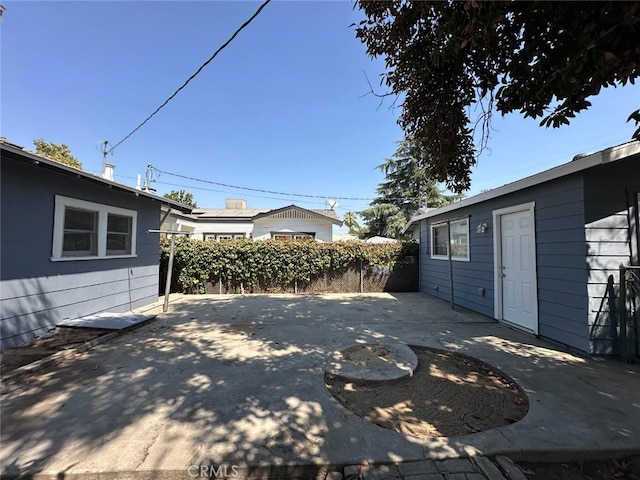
[163, 189, 197, 207]
[360, 203, 406, 239]
[354, 1, 640, 192]
[343, 211, 363, 235]
[32, 139, 82, 169]
[361, 138, 457, 239]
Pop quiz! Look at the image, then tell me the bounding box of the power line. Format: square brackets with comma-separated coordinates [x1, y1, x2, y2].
[151, 165, 383, 201]
[95, 170, 362, 211]
[153, 179, 360, 210]
[108, 0, 271, 154]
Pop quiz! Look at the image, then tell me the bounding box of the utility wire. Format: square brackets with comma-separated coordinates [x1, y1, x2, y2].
[151, 166, 443, 205]
[153, 179, 360, 210]
[151, 166, 390, 201]
[108, 0, 271, 154]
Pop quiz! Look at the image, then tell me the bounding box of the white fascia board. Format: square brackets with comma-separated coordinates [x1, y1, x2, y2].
[407, 141, 639, 224]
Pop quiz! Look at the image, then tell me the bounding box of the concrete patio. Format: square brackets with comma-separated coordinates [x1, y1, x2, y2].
[1, 293, 639, 479]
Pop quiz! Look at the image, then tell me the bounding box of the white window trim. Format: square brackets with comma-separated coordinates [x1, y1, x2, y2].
[203, 233, 246, 241]
[430, 218, 470, 261]
[270, 231, 315, 240]
[52, 195, 137, 261]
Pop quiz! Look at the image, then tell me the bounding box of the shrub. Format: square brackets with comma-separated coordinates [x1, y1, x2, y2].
[160, 237, 417, 294]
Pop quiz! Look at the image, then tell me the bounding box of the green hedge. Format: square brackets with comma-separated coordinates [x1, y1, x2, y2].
[160, 237, 418, 294]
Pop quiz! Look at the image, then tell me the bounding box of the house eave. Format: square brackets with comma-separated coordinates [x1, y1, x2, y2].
[1, 142, 193, 213]
[403, 140, 640, 231]
[252, 205, 343, 226]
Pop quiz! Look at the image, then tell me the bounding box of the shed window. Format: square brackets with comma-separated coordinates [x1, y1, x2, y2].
[52, 196, 137, 261]
[430, 218, 470, 261]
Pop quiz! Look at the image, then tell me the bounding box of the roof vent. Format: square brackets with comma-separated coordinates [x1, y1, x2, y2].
[102, 163, 115, 181]
[225, 199, 247, 209]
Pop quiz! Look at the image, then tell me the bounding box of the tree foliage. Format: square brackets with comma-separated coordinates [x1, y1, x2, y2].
[343, 211, 364, 235]
[163, 189, 197, 207]
[361, 138, 456, 239]
[32, 139, 82, 169]
[354, 1, 640, 192]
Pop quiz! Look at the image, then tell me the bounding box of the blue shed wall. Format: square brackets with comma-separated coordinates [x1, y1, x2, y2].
[1, 158, 162, 350]
[583, 156, 640, 354]
[419, 175, 590, 352]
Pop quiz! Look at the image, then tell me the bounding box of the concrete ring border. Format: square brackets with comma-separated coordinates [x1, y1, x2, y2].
[325, 342, 419, 381]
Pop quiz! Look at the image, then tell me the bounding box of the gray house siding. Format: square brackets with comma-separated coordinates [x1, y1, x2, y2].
[1, 157, 162, 350]
[583, 157, 640, 354]
[419, 175, 590, 352]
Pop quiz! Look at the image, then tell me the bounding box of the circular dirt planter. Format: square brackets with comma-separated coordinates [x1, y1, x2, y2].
[325, 342, 418, 381]
[325, 345, 528, 438]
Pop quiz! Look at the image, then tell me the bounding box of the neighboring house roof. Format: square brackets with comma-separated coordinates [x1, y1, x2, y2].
[191, 208, 269, 220]
[253, 205, 343, 226]
[189, 204, 342, 225]
[185, 205, 342, 225]
[403, 140, 640, 233]
[334, 233, 361, 242]
[1, 141, 194, 213]
[365, 236, 398, 244]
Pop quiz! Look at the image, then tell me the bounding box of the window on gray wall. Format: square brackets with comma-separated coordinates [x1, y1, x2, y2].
[52, 195, 137, 261]
[106, 214, 132, 255]
[63, 208, 98, 256]
[431, 223, 449, 257]
[430, 218, 470, 261]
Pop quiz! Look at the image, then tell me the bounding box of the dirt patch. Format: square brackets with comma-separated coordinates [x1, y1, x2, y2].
[1, 328, 110, 374]
[518, 454, 640, 479]
[325, 345, 528, 437]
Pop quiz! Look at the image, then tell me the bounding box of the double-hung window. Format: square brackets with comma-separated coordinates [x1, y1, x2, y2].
[63, 207, 98, 256]
[430, 218, 470, 261]
[106, 214, 133, 255]
[52, 196, 137, 260]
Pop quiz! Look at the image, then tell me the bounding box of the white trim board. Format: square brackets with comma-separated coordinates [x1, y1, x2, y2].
[403, 141, 640, 232]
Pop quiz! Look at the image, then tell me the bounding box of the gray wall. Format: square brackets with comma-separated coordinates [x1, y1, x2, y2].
[583, 156, 640, 354]
[419, 174, 590, 352]
[1, 158, 162, 350]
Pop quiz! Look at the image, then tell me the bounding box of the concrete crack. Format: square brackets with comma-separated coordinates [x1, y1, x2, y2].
[496, 428, 515, 446]
[135, 425, 163, 470]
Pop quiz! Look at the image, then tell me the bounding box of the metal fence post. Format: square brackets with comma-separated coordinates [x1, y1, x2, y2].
[163, 233, 176, 312]
[619, 265, 628, 362]
[148, 229, 191, 313]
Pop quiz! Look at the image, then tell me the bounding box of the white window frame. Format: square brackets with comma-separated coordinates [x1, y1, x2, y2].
[52, 195, 137, 261]
[270, 231, 315, 240]
[203, 233, 246, 241]
[430, 218, 470, 261]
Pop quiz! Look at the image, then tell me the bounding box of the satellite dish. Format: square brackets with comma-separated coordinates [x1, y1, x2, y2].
[326, 200, 339, 210]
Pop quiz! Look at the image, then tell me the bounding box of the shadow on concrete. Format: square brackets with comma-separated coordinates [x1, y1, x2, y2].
[2, 293, 639, 478]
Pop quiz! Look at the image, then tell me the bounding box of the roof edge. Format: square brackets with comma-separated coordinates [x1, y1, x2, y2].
[1, 142, 193, 213]
[252, 204, 343, 226]
[404, 140, 640, 229]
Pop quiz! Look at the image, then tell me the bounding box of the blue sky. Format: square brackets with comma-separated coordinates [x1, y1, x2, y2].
[2, 1, 638, 227]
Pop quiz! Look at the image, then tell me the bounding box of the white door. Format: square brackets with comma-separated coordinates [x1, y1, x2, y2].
[499, 208, 538, 333]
